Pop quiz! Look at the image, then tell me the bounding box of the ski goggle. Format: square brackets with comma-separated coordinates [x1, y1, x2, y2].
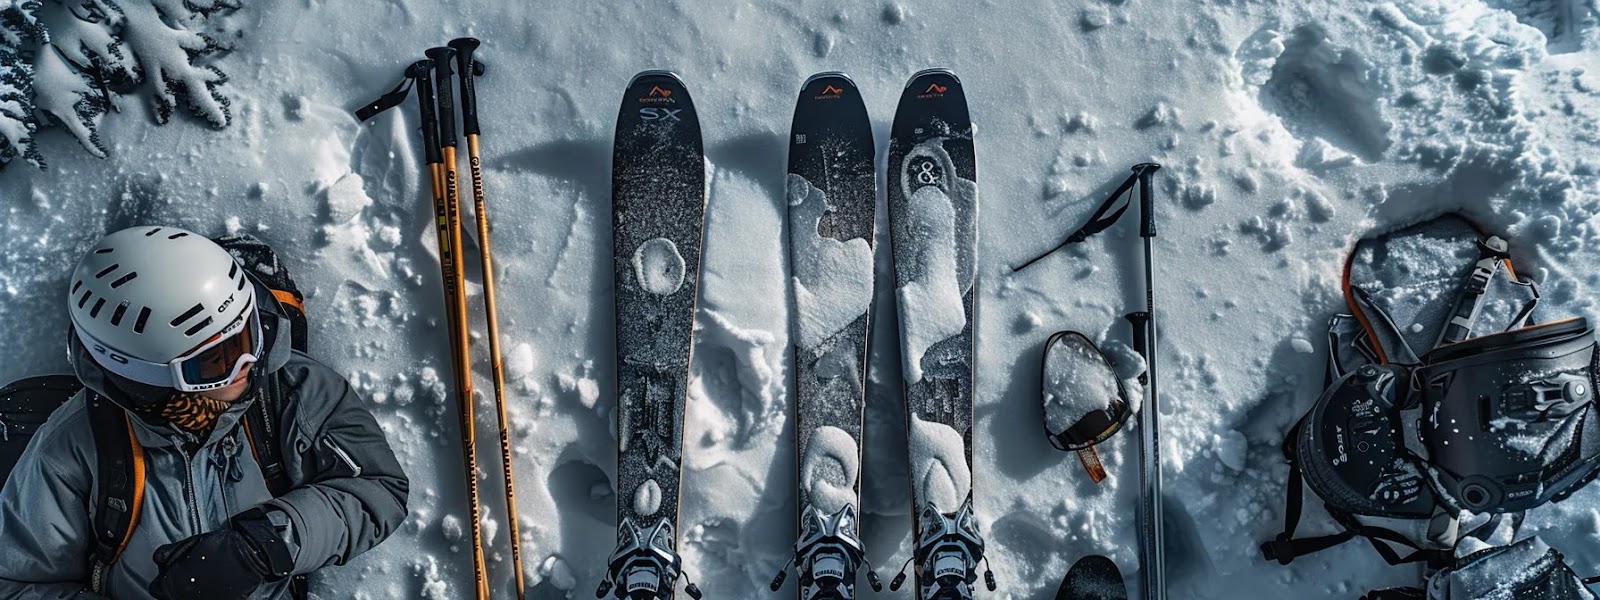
[1041, 331, 1132, 483]
[77, 308, 263, 393]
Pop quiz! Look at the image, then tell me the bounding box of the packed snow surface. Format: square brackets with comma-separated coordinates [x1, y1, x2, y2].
[789, 173, 873, 351]
[908, 414, 972, 515]
[3, 0, 1600, 598]
[801, 425, 861, 516]
[895, 140, 971, 385]
[633, 237, 686, 296]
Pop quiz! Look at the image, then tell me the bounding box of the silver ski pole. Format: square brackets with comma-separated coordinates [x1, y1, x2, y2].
[1125, 163, 1164, 600]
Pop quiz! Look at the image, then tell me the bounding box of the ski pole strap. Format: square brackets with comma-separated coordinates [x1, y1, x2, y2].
[354, 76, 414, 122]
[1011, 170, 1139, 272]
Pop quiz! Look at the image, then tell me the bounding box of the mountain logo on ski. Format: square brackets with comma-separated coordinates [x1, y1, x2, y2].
[817, 84, 846, 98]
[641, 85, 678, 104]
[919, 82, 948, 98]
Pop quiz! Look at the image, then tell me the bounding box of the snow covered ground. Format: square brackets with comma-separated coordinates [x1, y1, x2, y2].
[4, 0, 1600, 598]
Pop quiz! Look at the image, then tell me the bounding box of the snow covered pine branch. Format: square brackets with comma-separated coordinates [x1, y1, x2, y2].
[0, 0, 238, 169]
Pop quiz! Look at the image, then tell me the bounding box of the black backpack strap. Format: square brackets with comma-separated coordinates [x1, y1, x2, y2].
[86, 393, 144, 594]
[1261, 422, 1450, 569]
[243, 381, 290, 498]
[241, 376, 308, 600]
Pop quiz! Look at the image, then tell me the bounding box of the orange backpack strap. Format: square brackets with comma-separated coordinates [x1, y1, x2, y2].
[86, 393, 144, 593]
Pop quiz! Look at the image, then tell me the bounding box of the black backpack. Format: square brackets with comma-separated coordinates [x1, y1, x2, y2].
[0, 234, 310, 598]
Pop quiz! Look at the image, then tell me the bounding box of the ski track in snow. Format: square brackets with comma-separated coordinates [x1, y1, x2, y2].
[2, 0, 1599, 598]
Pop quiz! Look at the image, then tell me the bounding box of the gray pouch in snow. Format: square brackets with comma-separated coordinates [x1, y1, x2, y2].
[1424, 536, 1597, 600]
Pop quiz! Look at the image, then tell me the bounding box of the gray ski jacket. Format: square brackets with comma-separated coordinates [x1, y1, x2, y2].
[0, 289, 409, 599]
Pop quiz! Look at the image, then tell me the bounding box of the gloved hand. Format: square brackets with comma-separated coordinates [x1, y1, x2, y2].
[148, 507, 294, 600]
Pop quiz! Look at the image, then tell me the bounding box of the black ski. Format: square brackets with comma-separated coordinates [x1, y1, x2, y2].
[884, 69, 992, 598]
[598, 71, 706, 600]
[1056, 555, 1128, 600]
[770, 72, 881, 598]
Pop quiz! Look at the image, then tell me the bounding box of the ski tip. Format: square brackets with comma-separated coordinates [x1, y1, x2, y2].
[1057, 554, 1129, 600]
[906, 68, 960, 87]
[628, 69, 685, 87]
[802, 71, 855, 89]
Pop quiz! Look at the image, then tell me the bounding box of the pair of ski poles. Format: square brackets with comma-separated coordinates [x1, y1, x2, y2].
[1016, 163, 1165, 600]
[356, 38, 525, 600]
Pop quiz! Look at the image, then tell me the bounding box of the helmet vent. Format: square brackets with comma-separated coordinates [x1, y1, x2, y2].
[110, 302, 129, 326]
[228, 263, 238, 279]
[77, 290, 92, 309]
[94, 264, 119, 279]
[167, 232, 189, 240]
[183, 316, 214, 337]
[170, 303, 205, 328]
[144, 228, 162, 237]
[133, 307, 151, 334]
[94, 248, 114, 254]
[109, 271, 138, 288]
[89, 298, 106, 319]
[71, 280, 83, 294]
[236, 274, 246, 291]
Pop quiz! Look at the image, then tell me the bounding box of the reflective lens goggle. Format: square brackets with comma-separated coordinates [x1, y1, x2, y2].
[1042, 330, 1132, 483]
[78, 308, 262, 393]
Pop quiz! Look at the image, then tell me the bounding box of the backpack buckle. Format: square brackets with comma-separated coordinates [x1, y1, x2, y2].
[1261, 534, 1299, 565]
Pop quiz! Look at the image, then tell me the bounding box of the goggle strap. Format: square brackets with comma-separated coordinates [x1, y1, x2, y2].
[1075, 447, 1107, 483]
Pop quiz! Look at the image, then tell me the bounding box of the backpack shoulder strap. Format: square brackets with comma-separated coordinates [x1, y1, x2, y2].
[242, 377, 291, 497]
[86, 393, 144, 594]
[240, 375, 309, 600]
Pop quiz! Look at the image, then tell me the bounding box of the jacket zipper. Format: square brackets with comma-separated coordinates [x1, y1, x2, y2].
[177, 444, 203, 534]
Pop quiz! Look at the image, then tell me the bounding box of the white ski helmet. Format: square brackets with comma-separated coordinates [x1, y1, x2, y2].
[68, 225, 256, 367]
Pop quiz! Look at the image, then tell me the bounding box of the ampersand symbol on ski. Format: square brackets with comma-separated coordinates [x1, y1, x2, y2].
[914, 158, 941, 185]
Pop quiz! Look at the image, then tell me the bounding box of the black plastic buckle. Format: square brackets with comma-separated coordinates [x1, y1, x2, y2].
[1261, 534, 1298, 565]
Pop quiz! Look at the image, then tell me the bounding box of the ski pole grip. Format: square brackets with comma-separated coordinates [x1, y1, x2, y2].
[1134, 163, 1160, 238]
[448, 38, 482, 136]
[424, 47, 458, 146]
[411, 60, 442, 166]
[1126, 311, 1152, 384]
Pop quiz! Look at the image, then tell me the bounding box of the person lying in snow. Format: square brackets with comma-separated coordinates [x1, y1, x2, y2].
[0, 226, 409, 600]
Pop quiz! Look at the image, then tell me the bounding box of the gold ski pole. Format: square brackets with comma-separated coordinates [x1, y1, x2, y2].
[425, 45, 491, 600]
[447, 37, 527, 600]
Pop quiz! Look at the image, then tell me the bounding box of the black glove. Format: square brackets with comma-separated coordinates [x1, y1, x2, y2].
[148, 507, 295, 600]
